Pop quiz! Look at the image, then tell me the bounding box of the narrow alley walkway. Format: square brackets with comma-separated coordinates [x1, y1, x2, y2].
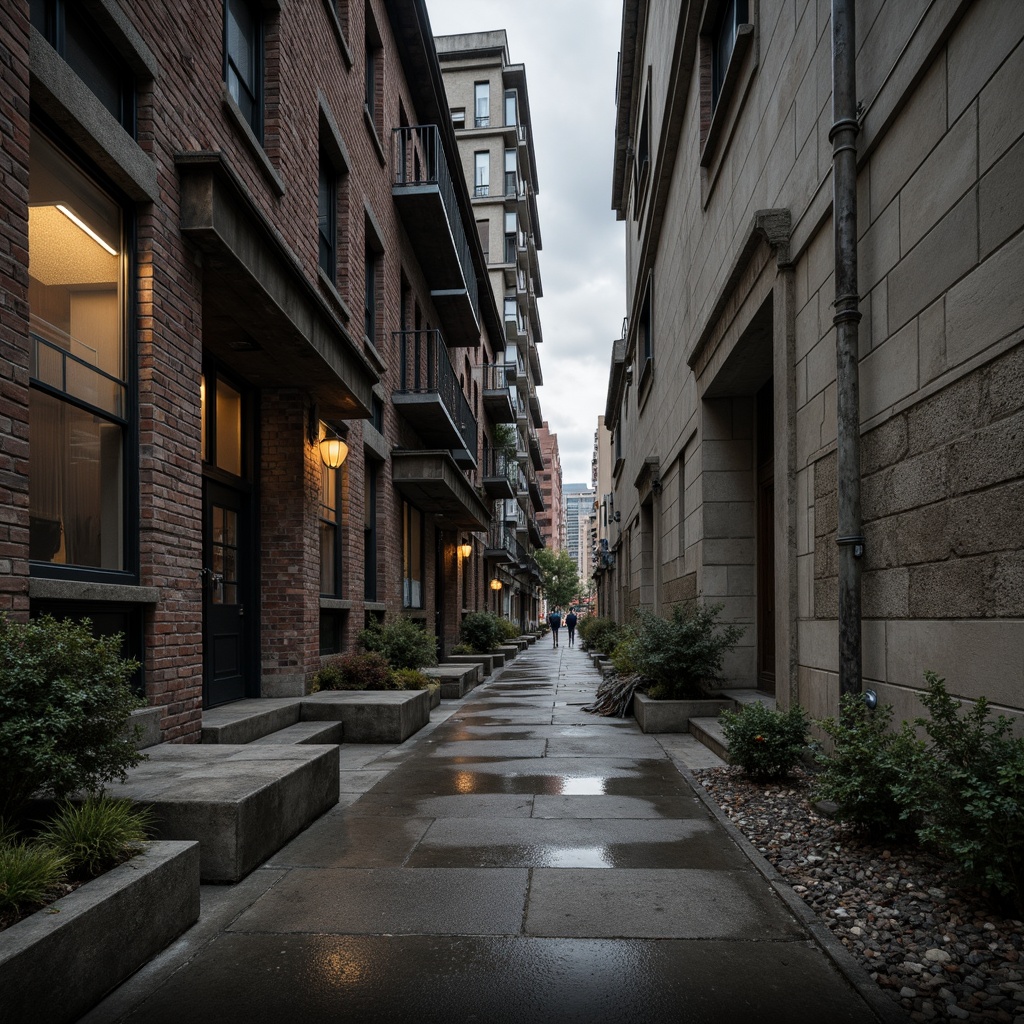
[83, 643, 897, 1024]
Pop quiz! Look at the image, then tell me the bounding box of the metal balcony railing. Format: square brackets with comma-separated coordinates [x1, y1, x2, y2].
[486, 521, 516, 556]
[482, 448, 518, 485]
[474, 182, 489, 198]
[392, 125, 479, 317]
[504, 236, 516, 264]
[504, 171, 518, 197]
[393, 329, 477, 454]
[481, 362, 514, 392]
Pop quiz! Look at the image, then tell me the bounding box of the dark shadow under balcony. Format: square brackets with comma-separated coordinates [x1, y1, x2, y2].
[392, 126, 480, 347]
[392, 329, 477, 465]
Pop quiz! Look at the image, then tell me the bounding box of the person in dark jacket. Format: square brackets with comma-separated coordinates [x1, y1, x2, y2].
[564, 610, 578, 647]
[548, 609, 562, 647]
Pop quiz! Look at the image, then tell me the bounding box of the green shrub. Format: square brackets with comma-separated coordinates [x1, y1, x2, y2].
[720, 702, 808, 780]
[609, 625, 639, 677]
[451, 643, 474, 655]
[390, 668, 431, 691]
[812, 694, 926, 839]
[0, 614, 144, 819]
[358, 618, 437, 670]
[312, 652, 394, 691]
[913, 672, 1024, 912]
[577, 616, 620, 656]
[460, 612, 505, 653]
[630, 604, 745, 700]
[0, 841, 68, 918]
[37, 796, 153, 879]
[498, 618, 521, 641]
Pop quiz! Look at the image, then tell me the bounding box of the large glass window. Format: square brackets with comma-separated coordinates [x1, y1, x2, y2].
[28, 133, 127, 571]
[474, 151, 489, 198]
[504, 89, 517, 128]
[31, 0, 136, 134]
[225, 0, 263, 140]
[712, 0, 749, 108]
[364, 464, 378, 601]
[474, 82, 489, 128]
[402, 501, 424, 608]
[318, 151, 337, 281]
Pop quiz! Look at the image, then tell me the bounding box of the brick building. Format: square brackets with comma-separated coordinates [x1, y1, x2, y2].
[1, 0, 512, 740]
[605, 0, 1024, 724]
[536, 421, 563, 552]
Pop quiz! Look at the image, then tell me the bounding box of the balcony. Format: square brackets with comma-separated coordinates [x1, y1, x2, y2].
[392, 126, 480, 347]
[484, 521, 516, 563]
[529, 468, 545, 513]
[392, 329, 477, 465]
[528, 515, 544, 549]
[528, 380, 543, 428]
[527, 421, 543, 471]
[482, 449, 516, 500]
[391, 450, 491, 531]
[481, 363, 516, 423]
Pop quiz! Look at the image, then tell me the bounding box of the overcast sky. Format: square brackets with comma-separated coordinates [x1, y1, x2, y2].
[425, 0, 625, 487]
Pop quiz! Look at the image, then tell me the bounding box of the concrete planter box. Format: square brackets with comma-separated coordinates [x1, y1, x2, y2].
[633, 694, 732, 734]
[446, 653, 495, 676]
[423, 664, 479, 699]
[0, 840, 199, 1024]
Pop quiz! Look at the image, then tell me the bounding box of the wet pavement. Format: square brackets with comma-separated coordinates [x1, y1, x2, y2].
[81, 643, 898, 1024]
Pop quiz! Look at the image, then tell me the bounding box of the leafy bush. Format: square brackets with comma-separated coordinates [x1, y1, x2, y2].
[498, 618, 521, 642]
[451, 643, 474, 655]
[37, 796, 153, 879]
[358, 618, 437, 670]
[0, 614, 144, 819]
[812, 694, 926, 839]
[720, 702, 808, 780]
[312, 652, 394, 691]
[632, 604, 745, 700]
[610, 625, 639, 677]
[0, 841, 69, 918]
[577, 616, 620, 656]
[913, 672, 1024, 912]
[390, 668, 431, 691]
[460, 612, 505, 653]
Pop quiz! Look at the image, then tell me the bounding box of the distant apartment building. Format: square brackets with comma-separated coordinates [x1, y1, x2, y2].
[605, 0, 1024, 725]
[591, 415, 615, 616]
[563, 484, 596, 584]
[537, 421, 564, 550]
[436, 29, 547, 630]
[0, 0, 516, 740]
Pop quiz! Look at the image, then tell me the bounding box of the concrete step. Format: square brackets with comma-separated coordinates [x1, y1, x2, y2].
[424, 663, 479, 699]
[688, 717, 729, 762]
[250, 720, 344, 745]
[707, 688, 777, 711]
[201, 699, 302, 744]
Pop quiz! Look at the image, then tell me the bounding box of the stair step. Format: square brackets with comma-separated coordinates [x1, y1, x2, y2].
[688, 717, 730, 762]
[250, 721, 344, 745]
[707, 688, 776, 711]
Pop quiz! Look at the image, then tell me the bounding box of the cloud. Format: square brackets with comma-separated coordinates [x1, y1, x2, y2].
[426, 0, 625, 485]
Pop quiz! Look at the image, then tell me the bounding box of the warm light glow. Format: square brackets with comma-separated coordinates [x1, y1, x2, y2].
[458, 542, 472, 559]
[56, 204, 118, 255]
[319, 436, 349, 469]
[490, 578, 503, 591]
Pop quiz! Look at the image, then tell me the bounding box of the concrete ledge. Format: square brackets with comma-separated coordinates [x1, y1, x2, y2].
[689, 717, 730, 761]
[424, 664, 480, 699]
[489, 650, 506, 668]
[112, 744, 340, 882]
[301, 689, 430, 743]
[496, 644, 519, 661]
[201, 699, 302, 744]
[127, 706, 163, 749]
[633, 694, 732, 734]
[0, 841, 199, 1024]
[518, 634, 536, 646]
[250, 721, 344, 745]
[445, 653, 495, 676]
[429, 686, 441, 709]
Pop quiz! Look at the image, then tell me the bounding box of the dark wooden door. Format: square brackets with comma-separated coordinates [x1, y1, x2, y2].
[203, 481, 250, 707]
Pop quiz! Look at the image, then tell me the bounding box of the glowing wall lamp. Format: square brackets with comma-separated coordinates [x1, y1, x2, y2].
[458, 540, 472, 560]
[489, 578, 503, 591]
[318, 429, 349, 469]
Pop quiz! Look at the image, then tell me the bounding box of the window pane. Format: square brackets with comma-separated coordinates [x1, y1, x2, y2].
[474, 82, 489, 126]
[29, 389, 123, 569]
[64, 5, 128, 126]
[318, 157, 335, 278]
[319, 520, 336, 594]
[227, 0, 259, 132]
[215, 379, 243, 476]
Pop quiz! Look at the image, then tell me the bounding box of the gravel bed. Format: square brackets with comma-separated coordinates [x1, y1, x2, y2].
[693, 766, 1024, 1024]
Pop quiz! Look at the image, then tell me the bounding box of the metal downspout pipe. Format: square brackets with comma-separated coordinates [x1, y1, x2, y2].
[831, 0, 864, 697]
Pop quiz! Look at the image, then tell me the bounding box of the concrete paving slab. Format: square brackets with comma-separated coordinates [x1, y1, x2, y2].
[229, 868, 529, 936]
[406, 816, 750, 870]
[530, 793, 706, 819]
[422, 739, 549, 758]
[525, 867, 805, 939]
[345, 793, 536, 818]
[266, 814, 433, 869]
[337, 770, 393, 793]
[105, 933, 883, 1024]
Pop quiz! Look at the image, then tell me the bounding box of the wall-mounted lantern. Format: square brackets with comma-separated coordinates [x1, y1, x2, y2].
[489, 578, 503, 591]
[458, 540, 473, 560]
[318, 430, 349, 469]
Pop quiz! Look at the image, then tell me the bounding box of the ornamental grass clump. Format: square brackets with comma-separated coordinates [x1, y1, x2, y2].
[0, 841, 68, 921]
[812, 693, 927, 840]
[389, 668, 431, 691]
[37, 796, 154, 879]
[0, 614, 144, 820]
[720, 702, 808, 780]
[358, 618, 437, 670]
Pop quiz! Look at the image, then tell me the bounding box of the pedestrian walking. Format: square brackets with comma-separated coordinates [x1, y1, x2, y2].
[547, 608, 562, 647]
[565, 610, 578, 647]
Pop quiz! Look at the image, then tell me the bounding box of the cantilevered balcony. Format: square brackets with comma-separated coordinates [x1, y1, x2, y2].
[392, 126, 480, 347]
[484, 521, 516, 563]
[527, 421, 543, 471]
[392, 329, 477, 466]
[482, 449, 517, 500]
[528, 515, 544, 549]
[481, 363, 516, 423]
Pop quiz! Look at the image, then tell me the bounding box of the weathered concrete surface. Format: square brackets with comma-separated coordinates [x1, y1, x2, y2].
[0, 841, 199, 1024]
[423, 663, 480, 698]
[302, 689, 430, 743]
[633, 694, 732, 733]
[83, 646, 902, 1024]
[445, 652, 496, 676]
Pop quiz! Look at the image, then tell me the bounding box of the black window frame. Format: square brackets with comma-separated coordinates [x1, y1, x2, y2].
[224, 0, 264, 143]
[712, 0, 749, 110]
[31, 0, 136, 135]
[318, 150, 337, 282]
[364, 462, 378, 601]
